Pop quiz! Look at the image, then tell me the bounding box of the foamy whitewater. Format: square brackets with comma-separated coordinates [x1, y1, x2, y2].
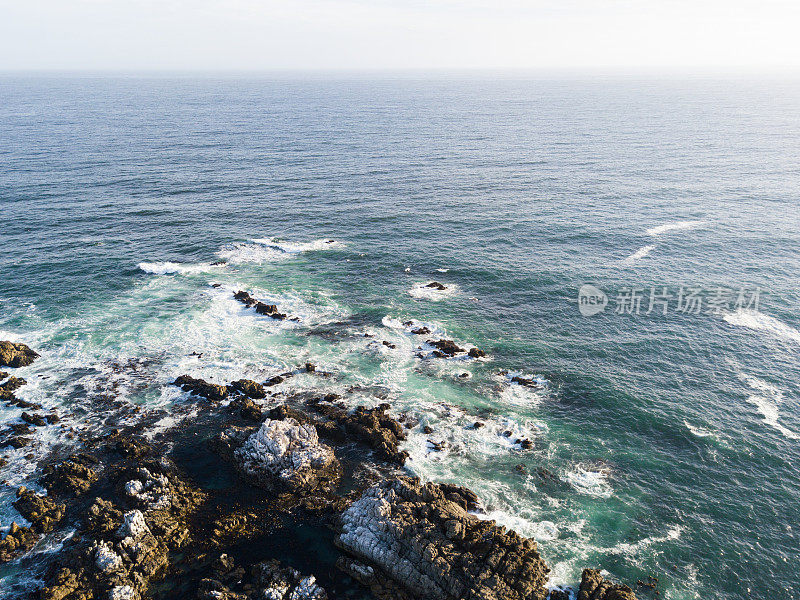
[1, 75, 799, 600]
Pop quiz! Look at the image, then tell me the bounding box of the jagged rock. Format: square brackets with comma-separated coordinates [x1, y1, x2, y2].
[427, 340, 464, 357]
[173, 375, 229, 402]
[123, 468, 171, 510]
[307, 402, 408, 465]
[13, 487, 66, 532]
[425, 282, 447, 290]
[39, 568, 83, 600]
[22, 411, 48, 426]
[578, 569, 636, 600]
[43, 455, 99, 496]
[0, 521, 39, 563]
[410, 327, 431, 335]
[467, 347, 486, 358]
[549, 589, 571, 600]
[0, 341, 39, 368]
[108, 585, 138, 600]
[1, 375, 27, 392]
[233, 290, 287, 320]
[252, 560, 328, 600]
[232, 418, 340, 494]
[265, 375, 285, 386]
[197, 579, 247, 600]
[336, 477, 549, 600]
[232, 396, 263, 421]
[230, 379, 266, 399]
[0, 371, 7, 380]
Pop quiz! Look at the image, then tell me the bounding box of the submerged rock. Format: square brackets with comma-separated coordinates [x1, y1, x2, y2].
[578, 569, 636, 600]
[336, 476, 549, 600]
[0, 341, 39, 368]
[232, 418, 340, 494]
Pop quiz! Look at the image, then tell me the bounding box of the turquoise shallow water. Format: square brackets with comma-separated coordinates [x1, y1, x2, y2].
[1, 74, 800, 599]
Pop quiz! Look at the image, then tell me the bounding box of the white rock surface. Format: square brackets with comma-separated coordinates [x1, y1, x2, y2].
[234, 418, 337, 491]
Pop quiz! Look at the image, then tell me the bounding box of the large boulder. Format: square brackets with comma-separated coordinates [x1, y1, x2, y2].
[0, 341, 39, 368]
[336, 477, 549, 600]
[577, 569, 636, 600]
[233, 418, 340, 494]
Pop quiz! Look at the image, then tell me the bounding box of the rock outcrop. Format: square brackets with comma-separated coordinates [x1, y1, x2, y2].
[336, 477, 549, 600]
[230, 379, 266, 399]
[308, 402, 409, 465]
[13, 487, 66, 532]
[42, 454, 99, 496]
[231, 418, 340, 494]
[173, 375, 229, 402]
[233, 291, 287, 320]
[0, 341, 39, 368]
[577, 569, 637, 600]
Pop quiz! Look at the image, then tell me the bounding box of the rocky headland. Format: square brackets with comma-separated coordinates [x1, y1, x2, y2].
[0, 340, 643, 600]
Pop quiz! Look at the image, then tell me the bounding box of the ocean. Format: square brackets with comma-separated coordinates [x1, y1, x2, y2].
[1, 73, 799, 599]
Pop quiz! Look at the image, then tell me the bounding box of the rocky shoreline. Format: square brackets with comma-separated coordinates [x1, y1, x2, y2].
[1, 341, 643, 600]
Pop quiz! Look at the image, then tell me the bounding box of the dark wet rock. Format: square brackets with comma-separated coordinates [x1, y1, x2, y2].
[224, 418, 341, 494]
[427, 440, 446, 452]
[427, 340, 465, 357]
[264, 375, 286, 387]
[22, 411, 48, 427]
[514, 464, 528, 474]
[0, 521, 39, 563]
[518, 439, 533, 450]
[549, 588, 572, 600]
[231, 397, 263, 422]
[310, 402, 408, 465]
[578, 569, 637, 600]
[467, 347, 486, 358]
[425, 282, 447, 290]
[0, 341, 39, 368]
[336, 476, 549, 600]
[381, 341, 397, 349]
[0, 371, 7, 380]
[42, 454, 99, 496]
[422, 425, 433, 435]
[197, 578, 248, 600]
[173, 375, 229, 402]
[234, 290, 287, 320]
[47, 412, 61, 424]
[410, 327, 431, 335]
[305, 362, 316, 372]
[1, 375, 27, 392]
[229, 379, 266, 399]
[13, 487, 66, 533]
[114, 437, 151, 459]
[511, 376, 540, 388]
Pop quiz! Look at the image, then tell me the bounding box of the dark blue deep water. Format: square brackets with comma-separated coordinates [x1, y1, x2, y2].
[1, 74, 799, 599]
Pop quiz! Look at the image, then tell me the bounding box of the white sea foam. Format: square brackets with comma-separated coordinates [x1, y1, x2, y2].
[646, 220, 708, 236]
[683, 420, 716, 438]
[565, 466, 613, 498]
[621, 244, 656, 265]
[736, 371, 799, 440]
[219, 238, 343, 264]
[137, 262, 214, 275]
[723, 309, 800, 345]
[436, 268, 449, 273]
[408, 282, 459, 301]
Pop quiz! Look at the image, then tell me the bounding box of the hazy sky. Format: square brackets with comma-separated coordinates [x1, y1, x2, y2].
[2, 0, 800, 71]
